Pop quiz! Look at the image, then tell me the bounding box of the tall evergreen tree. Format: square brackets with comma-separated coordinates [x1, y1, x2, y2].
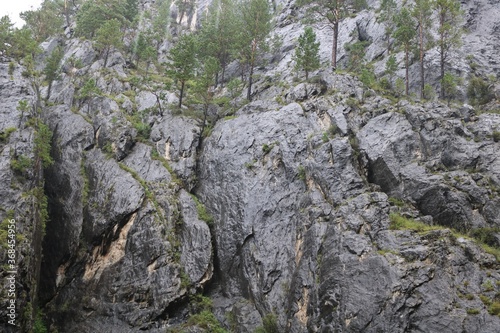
[294, 27, 321, 80]
[20, 0, 64, 43]
[165, 33, 198, 108]
[95, 19, 123, 67]
[237, 0, 272, 101]
[43, 46, 64, 101]
[0, 16, 14, 55]
[297, 0, 366, 69]
[412, 0, 433, 99]
[379, 0, 398, 53]
[394, 8, 416, 96]
[198, 0, 238, 87]
[434, 0, 463, 98]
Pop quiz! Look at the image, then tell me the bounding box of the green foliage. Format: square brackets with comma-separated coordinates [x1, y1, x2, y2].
[33, 309, 47, 333]
[389, 213, 441, 233]
[43, 45, 64, 100]
[165, 33, 198, 108]
[187, 310, 229, 333]
[76, 78, 102, 106]
[0, 16, 15, 56]
[492, 131, 500, 143]
[0, 127, 16, 143]
[394, 8, 416, 95]
[297, 165, 306, 181]
[466, 308, 480, 315]
[467, 76, 493, 106]
[489, 301, 500, 316]
[7, 27, 41, 61]
[294, 27, 321, 80]
[359, 66, 377, 89]
[442, 72, 458, 104]
[134, 30, 156, 71]
[0, 210, 15, 248]
[434, 0, 463, 98]
[32, 186, 49, 235]
[197, 0, 238, 86]
[76, 0, 138, 38]
[423, 84, 436, 100]
[20, 0, 64, 43]
[95, 19, 123, 67]
[379, 0, 397, 52]
[11, 154, 33, 175]
[345, 40, 370, 72]
[254, 313, 280, 333]
[34, 122, 54, 168]
[191, 194, 214, 226]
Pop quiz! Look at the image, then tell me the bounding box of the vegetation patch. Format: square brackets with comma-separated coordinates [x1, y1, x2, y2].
[190, 194, 214, 226]
[389, 213, 442, 233]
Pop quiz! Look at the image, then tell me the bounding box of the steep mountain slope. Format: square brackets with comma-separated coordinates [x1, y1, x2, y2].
[1, 0, 500, 332]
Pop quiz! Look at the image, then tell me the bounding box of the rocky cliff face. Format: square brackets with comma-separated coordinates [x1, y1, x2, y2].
[1, 0, 500, 332]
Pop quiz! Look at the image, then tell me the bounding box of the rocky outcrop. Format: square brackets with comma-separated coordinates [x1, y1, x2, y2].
[1, 0, 500, 332]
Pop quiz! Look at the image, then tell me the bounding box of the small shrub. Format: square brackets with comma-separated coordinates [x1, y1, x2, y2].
[480, 294, 492, 306]
[255, 313, 280, 333]
[0, 127, 16, 143]
[423, 84, 436, 101]
[488, 301, 500, 316]
[482, 280, 495, 292]
[191, 194, 214, 226]
[388, 197, 405, 207]
[492, 131, 500, 142]
[11, 154, 33, 174]
[297, 165, 306, 181]
[134, 121, 151, 140]
[467, 76, 492, 106]
[187, 310, 228, 333]
[389, 213, 441, 233]
[466, 308, 480, 315]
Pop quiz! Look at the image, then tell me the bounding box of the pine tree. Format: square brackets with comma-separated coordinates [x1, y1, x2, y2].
[20, 0, 64, 43]
[294, 27, 321, 80]
[165, 33, 198, 109]
[43, 46, 64, 101]
[297, 0, 367, 69]
[411, 0, 433, 99]
[0, 16, 14, 55]
[379, 0, 397, 53]
[434, 0, 463, 98]
[198, 0, 238, 87]
[95, 19, 123, 67]
[393, 8, 416, 96]
[237, 0, 272, 101]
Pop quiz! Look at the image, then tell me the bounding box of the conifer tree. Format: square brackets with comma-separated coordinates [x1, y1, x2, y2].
[0, 16, 14, 55]
[20, 0, 64, 43]
[294, 27, 321, 80]
[379, 0, 397, 53]
[393, 8, 416, 96]
[165, 33, 198, 108]
[412, 0, 433, 99]
[236, 0, 272, 101]
[297, 0, 366, 69]
[43, 46, 64, 101]
[95, 19, 123, 67]
[434, 0, 463, 98]
[198, 0, 238, 87]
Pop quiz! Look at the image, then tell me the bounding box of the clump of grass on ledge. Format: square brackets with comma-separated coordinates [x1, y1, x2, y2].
[389, 213, 442, 233]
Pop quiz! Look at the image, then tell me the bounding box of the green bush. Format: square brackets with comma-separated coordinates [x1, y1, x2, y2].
[187, 310, 228, 333]
[467, 76, 493, 106]
[255, 313, 280, 333]
[0, 127, 16, 143]
[492, 131, 500, 142]
[389, 213, 441, 233]
[11, 154, 33, 174]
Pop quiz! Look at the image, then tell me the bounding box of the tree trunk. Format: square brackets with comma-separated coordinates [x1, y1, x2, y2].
[247, 63, 254, 101]
[46, 81, 52, 102]
[103, 47, 109, 68]
[332, 21, 339, 69]
[439, 13, 445, 98]
[405, 45, 409, 96]
[179, 81, 185, 108]
[419, 22, 424, 99]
